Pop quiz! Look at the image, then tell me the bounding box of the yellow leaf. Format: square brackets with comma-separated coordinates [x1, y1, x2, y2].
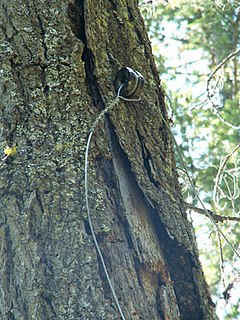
[4, 146, 17, 157]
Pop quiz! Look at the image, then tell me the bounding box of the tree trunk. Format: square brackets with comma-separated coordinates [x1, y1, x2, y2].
[0, 0, 216, 319]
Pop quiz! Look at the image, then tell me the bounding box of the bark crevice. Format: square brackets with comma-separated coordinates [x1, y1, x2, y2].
[36, 14, 48, 61]
[108, 119, 205, 319]
[136, 128, 160, 189]
[150, 206, 204, 320]
[68, 0, 104, 108]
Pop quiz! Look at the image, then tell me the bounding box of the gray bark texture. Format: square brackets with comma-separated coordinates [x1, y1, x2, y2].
[0, 0, 216, 319]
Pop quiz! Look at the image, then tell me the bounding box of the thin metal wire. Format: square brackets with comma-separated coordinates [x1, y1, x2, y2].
[85, 130, 126, 320]
[84, 85, 140, 320]
[117, 83, 142, 101]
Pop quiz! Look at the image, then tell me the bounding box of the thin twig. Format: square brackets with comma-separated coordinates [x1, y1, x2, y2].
[207, 48, 240, 89]
[213, 143, 240, 210]
[217, 229, 226, 289]
[186, 203, 240, 223]
[207, 48, 240, 130]
[157, 109, 240, 260]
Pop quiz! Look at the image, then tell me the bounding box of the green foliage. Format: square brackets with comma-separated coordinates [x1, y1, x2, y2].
[141, 1, 240, 319]
[225, 299, 240, 320]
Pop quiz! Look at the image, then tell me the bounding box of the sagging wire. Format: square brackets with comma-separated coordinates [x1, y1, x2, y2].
[84, 83, 141, 320]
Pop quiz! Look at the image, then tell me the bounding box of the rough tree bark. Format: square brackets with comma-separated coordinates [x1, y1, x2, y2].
[0, 0, 217, 319]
